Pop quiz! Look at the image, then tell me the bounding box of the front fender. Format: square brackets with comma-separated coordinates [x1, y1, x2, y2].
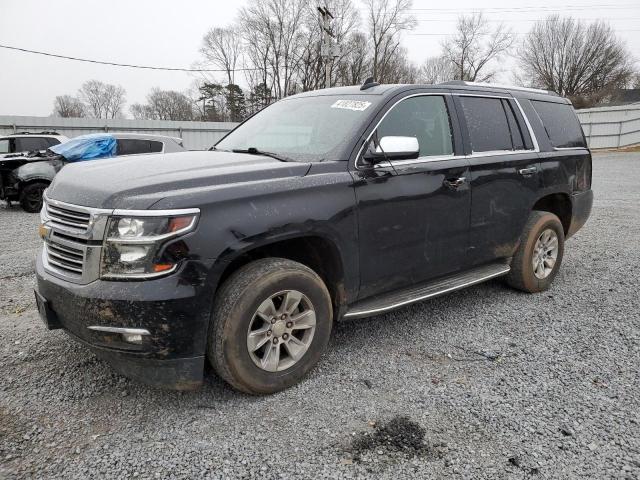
[13, 161, 58, 183]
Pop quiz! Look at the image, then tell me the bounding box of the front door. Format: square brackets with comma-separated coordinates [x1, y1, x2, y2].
[352, 94, 471, 300]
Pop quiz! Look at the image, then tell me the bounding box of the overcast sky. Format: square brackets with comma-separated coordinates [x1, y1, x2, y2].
[0, 0, 638, 117]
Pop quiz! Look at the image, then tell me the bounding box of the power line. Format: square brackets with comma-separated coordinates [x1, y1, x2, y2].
[403, 3, 639, 11]
[409, 29, 640, 36]
[0, 44, 261, 72]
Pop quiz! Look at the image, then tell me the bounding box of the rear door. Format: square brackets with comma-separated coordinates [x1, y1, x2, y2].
[453, 93, 541, 266]
[352, 92, 471, 300]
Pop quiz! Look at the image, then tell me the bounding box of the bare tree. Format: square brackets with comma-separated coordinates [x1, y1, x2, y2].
[53, 95, 86, 118]
[239, 0, 307, 100]
[336, 32, 371, 85]
[78, 80, 126, 119]
[442, 13, 514, 82]
[518, 16, 634, 106]
[103, 84, 126, 119]
[130, 88, 195, 121]
[200, 26, 243, 85]
[363, 0, 416, 83]
[418, 56, 457, 84]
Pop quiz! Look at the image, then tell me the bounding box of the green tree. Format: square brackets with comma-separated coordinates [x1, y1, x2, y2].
[225, 84, 247, 122]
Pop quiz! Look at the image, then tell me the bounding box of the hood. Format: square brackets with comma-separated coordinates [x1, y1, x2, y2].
[46, 150, 312, 209]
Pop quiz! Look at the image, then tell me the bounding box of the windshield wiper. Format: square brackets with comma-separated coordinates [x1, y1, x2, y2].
[231, 147, 290, 162]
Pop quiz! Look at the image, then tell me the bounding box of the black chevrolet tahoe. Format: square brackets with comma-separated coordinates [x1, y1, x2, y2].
[35, 81, 593, 394]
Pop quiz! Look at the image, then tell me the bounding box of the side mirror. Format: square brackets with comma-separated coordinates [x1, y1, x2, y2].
[363, 136, 420, 163]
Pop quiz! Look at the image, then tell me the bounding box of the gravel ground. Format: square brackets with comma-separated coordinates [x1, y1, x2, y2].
[1, 152, 639, 479]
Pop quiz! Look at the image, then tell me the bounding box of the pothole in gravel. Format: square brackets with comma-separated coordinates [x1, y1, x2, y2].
[345, 416, 446, 462]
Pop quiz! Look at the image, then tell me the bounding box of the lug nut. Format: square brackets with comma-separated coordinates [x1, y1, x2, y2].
[271, 318, 277, 324]
[281, 314, 287, 320]
[282, 333, 289, 340]
[286, 321, 293, 328]
[267, 330, 272, 336]
[272, 337, 279, 344]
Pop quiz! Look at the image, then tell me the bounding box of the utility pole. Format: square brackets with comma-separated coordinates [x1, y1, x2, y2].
[318, 6, 334, 89]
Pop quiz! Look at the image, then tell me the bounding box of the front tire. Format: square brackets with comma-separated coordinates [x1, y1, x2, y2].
[19, 182, 48, 213]
[208, 258, 333, 394]
[506, 211, 565, 293]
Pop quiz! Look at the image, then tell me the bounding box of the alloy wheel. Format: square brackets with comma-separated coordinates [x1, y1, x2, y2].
[246, 290, 316, 372]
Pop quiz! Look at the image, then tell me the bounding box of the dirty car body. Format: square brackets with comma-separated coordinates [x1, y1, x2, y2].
[35, 82, 593, 390]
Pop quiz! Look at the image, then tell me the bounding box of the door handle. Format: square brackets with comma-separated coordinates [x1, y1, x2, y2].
[443, 177, 466, 189]
[518, 166, 537, 176]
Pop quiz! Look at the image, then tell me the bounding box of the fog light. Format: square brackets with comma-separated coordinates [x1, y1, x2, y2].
[122, 333, 143, 344]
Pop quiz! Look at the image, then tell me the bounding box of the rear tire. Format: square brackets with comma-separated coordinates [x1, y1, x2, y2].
[506, 211, 565, 293]
[19, 182, 48, 213]
[208, 258, 333, 394]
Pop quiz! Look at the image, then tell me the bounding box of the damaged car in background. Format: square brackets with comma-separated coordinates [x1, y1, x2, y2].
[0, 133, 185, 212]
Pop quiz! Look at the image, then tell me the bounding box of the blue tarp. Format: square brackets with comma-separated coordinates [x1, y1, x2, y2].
[50, 133, 117, 162]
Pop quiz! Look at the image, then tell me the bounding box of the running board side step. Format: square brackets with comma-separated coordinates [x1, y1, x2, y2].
[343, 262, 510, 319]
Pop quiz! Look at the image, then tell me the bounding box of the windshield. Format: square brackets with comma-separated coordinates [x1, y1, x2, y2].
[215, 95, 378, 162]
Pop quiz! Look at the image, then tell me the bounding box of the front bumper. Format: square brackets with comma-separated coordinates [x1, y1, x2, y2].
[568, 189, 593, 238]
[35, 253, 213, 389]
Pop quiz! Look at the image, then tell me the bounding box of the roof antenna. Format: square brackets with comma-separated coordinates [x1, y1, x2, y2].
[360, 77, 380, 91]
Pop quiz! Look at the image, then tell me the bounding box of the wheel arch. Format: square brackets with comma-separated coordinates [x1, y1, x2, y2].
[532, 192, 572, 236]
[212, 233, 348, 318]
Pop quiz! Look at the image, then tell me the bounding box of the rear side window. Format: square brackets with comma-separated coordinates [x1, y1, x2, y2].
[149, 141, 163, 153]
[376, 95, 454, 157]
[117, 139, 163, 155]
[46, 138, 62, 147]
[531, 100, 585, 148]
[15, 137, 50, 152]
[0, 139, 9, 154]
[459, 97, 513, 152]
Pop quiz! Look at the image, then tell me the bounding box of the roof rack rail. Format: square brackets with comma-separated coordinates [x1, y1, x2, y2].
[439, 80, 556, 96]
[360, 77, 380, 91]
[9, 130, 61, 136]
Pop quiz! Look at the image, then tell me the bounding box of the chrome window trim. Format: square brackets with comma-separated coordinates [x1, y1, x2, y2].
[512, 97, 540, 152]
[457, 94, 540, 154]
[355, 92, 541, 170]
[552, 146, 589, 151]
[354, 93, 455, 171]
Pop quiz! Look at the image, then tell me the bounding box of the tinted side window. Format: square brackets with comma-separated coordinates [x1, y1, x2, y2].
[16, 137, 50, 152]
[0, 139, 9, 154]
[377, 96, 454, 157]
[502, 100, 525, 150]
[46, 138, 62, 147]
[531, 100, 585, 148]
[459, 96, 513, 152]
[149, 141, 163, 153]
[117, 139, 152, 155]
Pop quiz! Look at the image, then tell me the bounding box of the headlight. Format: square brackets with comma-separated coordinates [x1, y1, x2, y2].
[100, 210, 199, 279]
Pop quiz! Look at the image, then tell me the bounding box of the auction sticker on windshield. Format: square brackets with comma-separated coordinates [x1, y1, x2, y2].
[331, 100, 372, 111]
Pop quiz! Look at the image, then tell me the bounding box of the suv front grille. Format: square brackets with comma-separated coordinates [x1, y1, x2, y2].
[45, 240, 85, 276]
[46, 203, 91, 231]
[41, 196, 112, 284]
